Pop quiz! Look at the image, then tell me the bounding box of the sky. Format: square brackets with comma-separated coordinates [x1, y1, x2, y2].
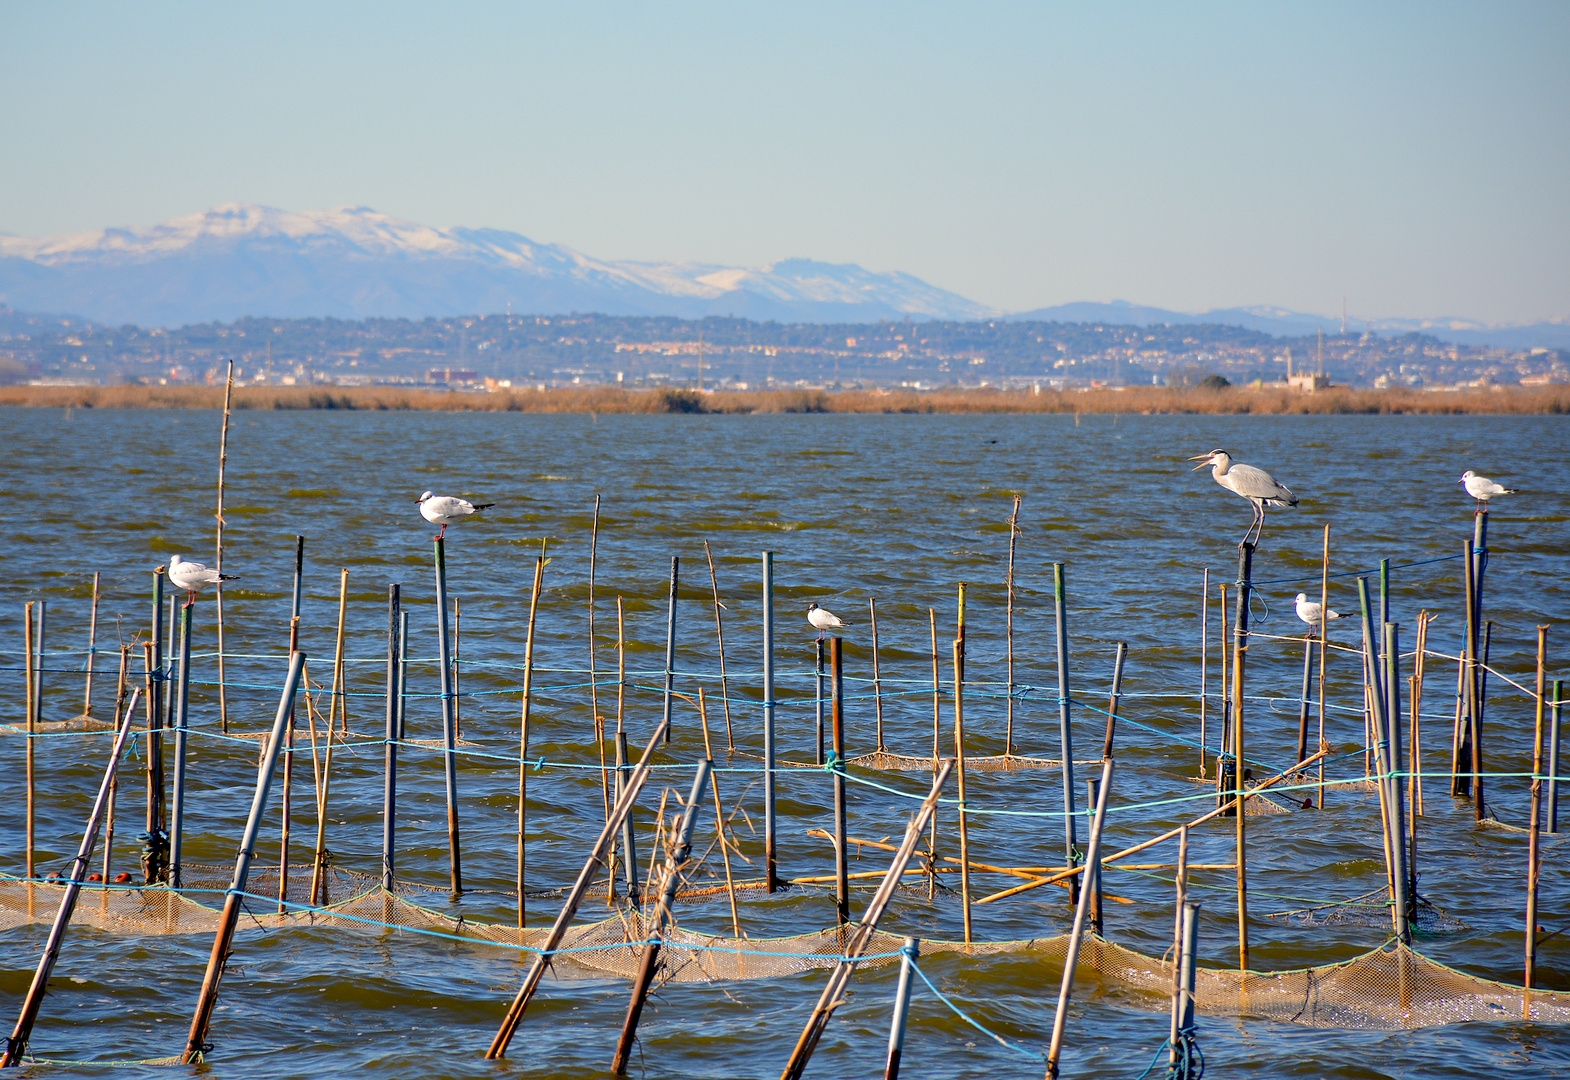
[2, 2, 1567, 324]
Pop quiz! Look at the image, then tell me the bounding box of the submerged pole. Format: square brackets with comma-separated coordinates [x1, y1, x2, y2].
[433, 536, 462, 896]
[1005, 495, 1021, 756]
[815, 638, 826, 766]
[1296, 633, 1314, 766]
[382, 584, 400, 890]
[1101, 641, 1128, 760]
[702, 539, 735, 751]
[24, 604, 36, 881]
[32, 601, 45, 726]
[1199, 569, 1209, 779]
[870, 598, 885, 752]
[517, 555, 545, 928]
[1, 690, 141, 1068]
[1384, 620, 1413, 942]
[882, 937, 920, 1080]
[1052, 563, 1079, 904]
[182, 652, 306, 1064]
[615, 732, 640, 902]
[762, 551, 778, 890]
[955, 584, 973, 942]
[215, 359, 234, 733]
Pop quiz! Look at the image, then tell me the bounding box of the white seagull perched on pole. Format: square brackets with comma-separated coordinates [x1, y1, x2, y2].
[165, 554, 236, 602]
[807, 602, 847, 641]
[1459, 470, 1516, 511]
[1294, 593, 1340, 628]
[1188, 448, 1299, 546]
[417, 491, 495, 540]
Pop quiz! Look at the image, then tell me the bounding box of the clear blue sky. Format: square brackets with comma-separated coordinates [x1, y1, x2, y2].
[3, 2, 1566, 323]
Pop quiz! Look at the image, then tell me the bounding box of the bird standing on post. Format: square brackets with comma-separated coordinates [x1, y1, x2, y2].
[1188, 449, 1298, 546]
[165, 554, 236, 602]
[1294, 592, 1340, 628]
[417, 491, 494, 540]
[807, 603, 846, 641]
[1459, 470, 1516, 511]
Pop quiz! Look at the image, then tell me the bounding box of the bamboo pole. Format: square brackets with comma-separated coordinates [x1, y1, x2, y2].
[870, 597, 885, 752]
[517, 555, 545, 929]
[589, 497, 608, 821]
[814, 637, 826, 766]
[1232, 542, 1252, 970]
[433, 536, 462, 896]
[486, 714, 675, 1059]
[614, 731, 639, 902]
[1005, 495, 1021, 756]
[452, 597, 462, 741]
[779, 761, 955, 1080]
[169, 602, 192, 888]
[1216, 582, 1229, 802]
[32, 601, 45, 726]
[1550, 680, 1563, 835]
[1411, 612, 1427, 816]
[1052, 563, 1079, 905]
[1317, 524, 1329, 808]
[703, 539, 735, 750]
[927, 606, 940, 899]
[82, 573, 100, 718]
[973, 745, 1331, 905]
[103, 645, 130, 886]
[1045, 759, 1115, 1080]
[954, 586, 972, 943]
[1526, 624, 1547, 988]
[280, 536, 304, 911]
[1, 690, 140, 1068]
[182, 654, 306, 1064]
[762, 552, 778, 891]
[1101, 641, 1128, 760]
[24, 603, 36, 880]
[1199, 569, 1209, 779]
[611, 760, 710, 1075]
[831, 637, 851, 927]
[309, 568, 348, 905]
[662, 556, 678, 745]
[215, 359, 234, 734]
[382, 584, 400, 891]
[141, 640, 166, 884]
[699, 691, 741, 937]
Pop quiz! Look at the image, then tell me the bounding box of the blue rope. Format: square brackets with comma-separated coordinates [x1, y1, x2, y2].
[908, 959, 1046, 1062]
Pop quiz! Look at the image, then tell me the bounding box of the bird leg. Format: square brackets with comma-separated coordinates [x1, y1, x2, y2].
[435, 523, 448, 541]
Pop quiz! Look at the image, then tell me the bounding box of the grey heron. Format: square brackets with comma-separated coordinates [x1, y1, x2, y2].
[807, 602, 846, 641]
[1188, 448, 1299, 546]
[418, 491, 495, 540]
[166, 554, 236, 602]
[1459, 470, 1516, 510]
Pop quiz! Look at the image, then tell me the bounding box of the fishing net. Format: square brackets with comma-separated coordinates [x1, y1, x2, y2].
[3, 874, 1564, 1029]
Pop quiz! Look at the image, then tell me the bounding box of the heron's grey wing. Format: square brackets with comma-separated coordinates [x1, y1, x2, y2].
[1230, 463, 1298, 507]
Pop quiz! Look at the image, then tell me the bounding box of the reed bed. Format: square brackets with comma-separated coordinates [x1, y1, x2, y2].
[3, 382, 1569, 414]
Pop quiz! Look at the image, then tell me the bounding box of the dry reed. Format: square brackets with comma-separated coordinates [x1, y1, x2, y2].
[3, 383, 1568, 415]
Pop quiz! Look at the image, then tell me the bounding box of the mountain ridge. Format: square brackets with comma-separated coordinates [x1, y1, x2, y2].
[2, 205, 1566, 349]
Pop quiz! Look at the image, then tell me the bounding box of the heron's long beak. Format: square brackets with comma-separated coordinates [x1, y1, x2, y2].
[1190, 461, 1210, 471]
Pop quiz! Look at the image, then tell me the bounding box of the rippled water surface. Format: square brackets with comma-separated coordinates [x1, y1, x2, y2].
[2, 408, 1569, 1079]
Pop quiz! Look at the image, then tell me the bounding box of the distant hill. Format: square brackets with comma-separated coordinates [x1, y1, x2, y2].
[0, 204, 997, 327]
[1008, 301, 1570, 351]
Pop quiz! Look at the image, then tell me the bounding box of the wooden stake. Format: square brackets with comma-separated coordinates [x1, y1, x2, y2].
[1317, 524, 1329, 809]
[1046, 759, 1115, 1080]
[1005, 495, 1021, 756]
[24, 603, 36, 880]
[1199, 568, 1209, 779]
[870, 597, 885, 752]
[955, 586, 973, 943]
[831, 637, 850, 927]
[82, 573, 100, 718]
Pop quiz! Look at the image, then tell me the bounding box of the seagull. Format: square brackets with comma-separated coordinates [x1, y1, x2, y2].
[1459, 470, 1516, 511]
[165, 554, 236, 602]
[417, 491, 495, 540]
[1294, 592, 1341, 628]
[807, 602, 847, 641]
[1188, 449, 1299, 546]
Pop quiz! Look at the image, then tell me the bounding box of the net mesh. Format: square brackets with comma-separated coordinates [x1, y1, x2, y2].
[3, 875, 1564, 1029]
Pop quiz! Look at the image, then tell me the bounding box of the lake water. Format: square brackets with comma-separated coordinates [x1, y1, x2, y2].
[2, 407, 1568, 1078]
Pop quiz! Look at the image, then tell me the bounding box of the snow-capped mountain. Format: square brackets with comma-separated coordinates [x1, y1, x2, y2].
[0, 204, 997, 327]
